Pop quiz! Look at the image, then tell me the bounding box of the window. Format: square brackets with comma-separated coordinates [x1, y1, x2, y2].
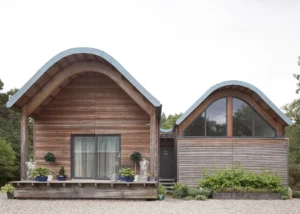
[184, 112, 205, 136]
[184, 98, 227, 136]
[72, 135, 120, 179]
[232, 98, 276, 137]
[206, 98, 227, 136]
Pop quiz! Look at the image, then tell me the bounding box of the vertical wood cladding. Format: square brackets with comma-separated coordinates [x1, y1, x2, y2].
[34, 72, 150, 177]
[177, 138, 288, 187]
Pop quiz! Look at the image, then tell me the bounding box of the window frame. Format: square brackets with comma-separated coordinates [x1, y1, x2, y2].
[71, 134, 121, 180]
[183, 97, 228, 138]
[231, 97, 277, 138]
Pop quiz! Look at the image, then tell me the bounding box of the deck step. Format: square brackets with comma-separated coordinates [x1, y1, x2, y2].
[159, 179, 175, 193]
[159, 178, 175, 182]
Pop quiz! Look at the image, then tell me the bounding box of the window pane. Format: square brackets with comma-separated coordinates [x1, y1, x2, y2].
[254, 112, 276, 137]
[232, 98, 253, 136]
[184, 112, 205, 136]
[206, 98, 227, 136]
[73, 136, 96, 178]
[97, 136, 120, 178]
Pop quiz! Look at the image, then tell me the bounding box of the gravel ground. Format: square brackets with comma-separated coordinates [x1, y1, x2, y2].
[1, 193, 300, 214]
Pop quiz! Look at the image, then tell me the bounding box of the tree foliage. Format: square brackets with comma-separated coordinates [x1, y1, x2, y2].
[283, 99, 300, 189]
[0, 139, 16, 186]
[160, 112, 182, 129]
[0, 79, 33, 184]
[284, 62, 300, 189]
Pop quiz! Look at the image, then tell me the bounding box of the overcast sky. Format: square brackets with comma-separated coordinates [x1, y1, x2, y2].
[1, 0, 299, 115]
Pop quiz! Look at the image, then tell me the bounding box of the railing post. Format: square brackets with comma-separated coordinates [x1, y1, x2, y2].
[20, 107, 28, 181]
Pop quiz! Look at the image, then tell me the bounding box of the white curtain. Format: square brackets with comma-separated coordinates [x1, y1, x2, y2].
[73, 136, 120, 179]
[97, 136, 120, 178]
[74, 136, 96, 178]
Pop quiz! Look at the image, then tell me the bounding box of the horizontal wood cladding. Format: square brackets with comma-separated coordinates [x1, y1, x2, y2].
[177, 138, 288, 187]
[34, 72, 150, 177]
[11, 182, 158, 199]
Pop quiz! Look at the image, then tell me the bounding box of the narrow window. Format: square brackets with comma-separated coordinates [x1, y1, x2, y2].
[206, 98, 227, 136]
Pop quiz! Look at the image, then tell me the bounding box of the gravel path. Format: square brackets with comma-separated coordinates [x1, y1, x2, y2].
[1, 194, 300, 214]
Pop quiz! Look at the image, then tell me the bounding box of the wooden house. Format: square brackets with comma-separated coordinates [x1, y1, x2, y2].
[7, 47, 161, 199]
[7, 47, 291, 198]
[171, 81, 292, 187]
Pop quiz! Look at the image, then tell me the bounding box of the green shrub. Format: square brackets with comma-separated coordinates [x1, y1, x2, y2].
[130, 151, 142, 173]
[158, 184, 167, 196]
[1, 183, 14, 193]
[183, 196, 194, 200]
[195, 195, 207, 201]
[0, 139, 16, 186]
[198, 188, 212, 197]
[31, 166, 51, 178]
[292, 190, 300, 198]
[59, 166, 65, 176]
[198, 164, 284, 193]
[172, 182, 188, 199]
[44, 152, 56, 163]
[281, 195, 289, 200]
[187, 188, 199, 197]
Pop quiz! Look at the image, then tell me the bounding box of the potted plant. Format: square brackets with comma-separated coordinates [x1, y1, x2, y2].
[158, 184, 167, 200]
[1, 184, 14, 199]
[119, 168, 135, 182]
[47, 171, 53, 181]
[147, 173, 150, 181]
[44, 152, 56, 163]
[119, 168, 126, 181]
[130, 151, 142, 174]
[57, 166, 67, 181]
[31, 166, 51, 182]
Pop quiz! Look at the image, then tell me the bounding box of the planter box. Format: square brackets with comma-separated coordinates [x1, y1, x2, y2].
[213, 192, 281, 200]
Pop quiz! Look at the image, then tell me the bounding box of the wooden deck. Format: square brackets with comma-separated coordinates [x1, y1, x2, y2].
[10, 180, 158, 199]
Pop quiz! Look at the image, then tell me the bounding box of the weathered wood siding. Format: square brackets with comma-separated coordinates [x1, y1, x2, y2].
[34, 72, 150, 177]
[177, 138, 288, 187]
[11, 181, 157, 199]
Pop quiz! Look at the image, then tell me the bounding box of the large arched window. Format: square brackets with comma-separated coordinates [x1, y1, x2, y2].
[184, 98, 227, 136]
[232, 98, 276, 137]
[183, 97, 277, 138]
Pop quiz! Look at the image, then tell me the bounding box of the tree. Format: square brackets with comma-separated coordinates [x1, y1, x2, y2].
[0, 79, 33, 182]
[0, 139, 16, 186]
[160, 112, 182, 129]
[283, 99, 300, 189]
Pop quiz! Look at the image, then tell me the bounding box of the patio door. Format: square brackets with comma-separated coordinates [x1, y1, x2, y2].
[72, 135, 120, 179]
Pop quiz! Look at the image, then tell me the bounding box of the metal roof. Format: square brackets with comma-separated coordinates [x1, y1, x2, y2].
[160, 128, 173, 133]
[176, 80, 292, 126]
[6, 47, 161, 108]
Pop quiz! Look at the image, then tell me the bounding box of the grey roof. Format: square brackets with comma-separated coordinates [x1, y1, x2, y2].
[160, 128, 173, 133]
[6, 47, 161, 108]
[176, 80, 292, 126]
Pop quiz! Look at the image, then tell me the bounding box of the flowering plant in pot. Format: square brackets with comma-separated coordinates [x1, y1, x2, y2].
[57, 166, 66, 181]
[1, 183, 14, 199]
[31, 166, 51, 182]
[119, 168, 135, 182]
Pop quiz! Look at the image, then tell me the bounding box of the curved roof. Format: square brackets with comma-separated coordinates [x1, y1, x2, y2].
[6, 47, 161, 108]
[160, 128, 173, 133]
[176, 80, 292, 126]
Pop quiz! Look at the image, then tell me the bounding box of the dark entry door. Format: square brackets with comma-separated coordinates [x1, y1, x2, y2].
[160, 145, 174, 179]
